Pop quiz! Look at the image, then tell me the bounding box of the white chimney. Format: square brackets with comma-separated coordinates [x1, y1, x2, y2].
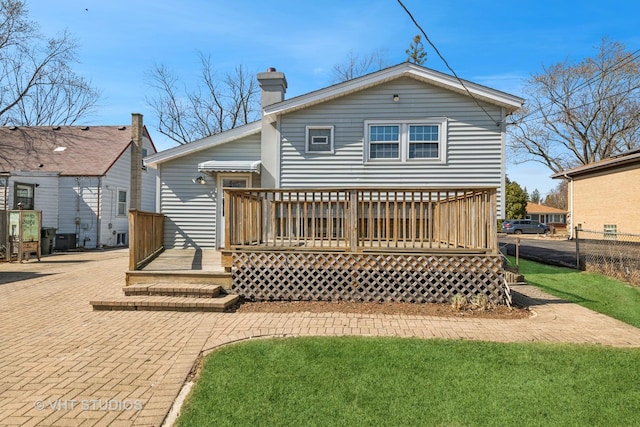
[257, 67, 287, 108]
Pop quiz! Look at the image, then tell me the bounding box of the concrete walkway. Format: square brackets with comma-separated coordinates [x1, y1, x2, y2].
[1, 249, 639, 426]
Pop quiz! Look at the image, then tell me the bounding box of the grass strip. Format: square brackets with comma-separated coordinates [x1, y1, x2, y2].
[513, 258, 640, 328]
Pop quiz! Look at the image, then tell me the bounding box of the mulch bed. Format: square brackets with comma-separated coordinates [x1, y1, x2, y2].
[234, 300, 531, 319]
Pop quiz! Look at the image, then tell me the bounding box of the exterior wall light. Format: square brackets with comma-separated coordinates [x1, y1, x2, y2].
[192, 176, 206, 185]
[393, 94, 400, 102]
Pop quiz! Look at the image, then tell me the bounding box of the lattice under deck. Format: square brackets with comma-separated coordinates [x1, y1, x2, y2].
[232, 252, 507, 304]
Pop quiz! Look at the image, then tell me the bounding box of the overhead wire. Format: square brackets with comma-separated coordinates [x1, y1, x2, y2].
[396, 0, 502, 126]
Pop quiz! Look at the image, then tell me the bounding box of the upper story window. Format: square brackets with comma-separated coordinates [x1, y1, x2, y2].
[365, 119, 447, 163]
[306, 126, 334, 153]
[117, 190, 127, 216]
[141, 148, 148, 171]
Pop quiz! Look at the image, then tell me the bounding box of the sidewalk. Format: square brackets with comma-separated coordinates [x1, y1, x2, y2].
[1, 249, 639, 426]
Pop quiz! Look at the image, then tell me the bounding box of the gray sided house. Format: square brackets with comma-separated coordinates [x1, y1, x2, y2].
[145, 63, 523, 250]
[0, 114, 157, 250]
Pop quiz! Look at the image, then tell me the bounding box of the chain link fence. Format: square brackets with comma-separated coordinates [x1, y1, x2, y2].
[577, 229, 640, 286]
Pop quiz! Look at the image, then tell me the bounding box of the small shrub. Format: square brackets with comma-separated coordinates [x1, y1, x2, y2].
[470, 295, 490, 311]
[451, 294, 467, 310]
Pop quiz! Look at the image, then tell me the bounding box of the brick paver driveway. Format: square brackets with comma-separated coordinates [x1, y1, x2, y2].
[1, 249, 640, 426]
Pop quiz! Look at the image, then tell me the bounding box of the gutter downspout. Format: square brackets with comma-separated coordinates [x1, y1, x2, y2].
[563, 173, 574, 239]
[96, 177, 101, 248]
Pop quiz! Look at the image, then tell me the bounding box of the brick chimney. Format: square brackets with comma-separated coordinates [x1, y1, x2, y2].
[257, 67, 287, 109]
[129, 113, 143, 211]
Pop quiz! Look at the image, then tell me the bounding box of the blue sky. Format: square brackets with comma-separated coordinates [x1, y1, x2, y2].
[28, 0, 640, 197]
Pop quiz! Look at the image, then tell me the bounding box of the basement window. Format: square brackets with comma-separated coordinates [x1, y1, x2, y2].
[603, 224, 617, 239]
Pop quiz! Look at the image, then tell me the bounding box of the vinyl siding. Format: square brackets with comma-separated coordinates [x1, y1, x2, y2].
[158, 134, 261, 249]
[100, 136, 157, 247]
[58, 176, 100, 248]
[279, 77, 504, 206]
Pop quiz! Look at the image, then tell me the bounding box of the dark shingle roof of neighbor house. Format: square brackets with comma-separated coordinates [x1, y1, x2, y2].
[551, 148, 640, 179]
[0, 126, 150, 176]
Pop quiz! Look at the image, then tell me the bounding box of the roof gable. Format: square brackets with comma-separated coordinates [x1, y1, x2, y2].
[0, 126, 139, 176]
[146, 63, 523, 166]
[263, 62, 524, 122]
[144, 120, 261, 166]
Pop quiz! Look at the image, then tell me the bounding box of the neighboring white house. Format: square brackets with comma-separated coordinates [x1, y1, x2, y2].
[145, 63, 524, 249]
[0, 114, 157, 249]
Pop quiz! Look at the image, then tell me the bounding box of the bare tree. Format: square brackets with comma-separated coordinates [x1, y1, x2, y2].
[0, 1, 100, 126]
[146, 54, 259, 145]
[544, 180, 568, 210]
[331, 49, 388, 83]
[509, 38, 640, 173]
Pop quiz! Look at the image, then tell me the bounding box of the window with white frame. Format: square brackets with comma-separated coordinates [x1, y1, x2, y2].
[14, 183, 35, 209]
[306, 126, 334, 153]
[365, 119, 447, 163]
[117, 190, 127, 216]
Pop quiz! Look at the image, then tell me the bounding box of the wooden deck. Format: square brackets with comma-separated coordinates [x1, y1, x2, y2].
[141, 248, 225, 272]
[126, 187, 509, 305]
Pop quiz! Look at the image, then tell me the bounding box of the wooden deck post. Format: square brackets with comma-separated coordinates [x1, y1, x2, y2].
[349, 190, 358, 252]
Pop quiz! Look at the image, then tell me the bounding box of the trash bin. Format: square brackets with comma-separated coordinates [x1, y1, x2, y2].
[41, 227, 57, 255]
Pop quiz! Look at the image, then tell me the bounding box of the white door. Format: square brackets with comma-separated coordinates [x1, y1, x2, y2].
[217, 174, 250, 248]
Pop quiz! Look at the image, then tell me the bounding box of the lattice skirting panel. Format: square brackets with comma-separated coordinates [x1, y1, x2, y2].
[232, 251, 507, 305]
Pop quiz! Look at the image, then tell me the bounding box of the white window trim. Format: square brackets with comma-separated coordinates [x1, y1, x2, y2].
[364, 118, 447, 164]
[305, 125, 334, 154]
[117, 189, 127, 217]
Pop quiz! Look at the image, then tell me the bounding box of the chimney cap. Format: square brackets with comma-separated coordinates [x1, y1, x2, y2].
[267, 67, 277, 72]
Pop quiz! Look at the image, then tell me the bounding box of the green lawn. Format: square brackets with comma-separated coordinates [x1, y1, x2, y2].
[176, 337, 640, 427]
[513, 258, 640, 328]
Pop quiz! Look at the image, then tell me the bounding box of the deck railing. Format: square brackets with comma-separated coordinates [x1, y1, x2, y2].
[128, 209, 165, 270]
[224, 188, 497, 253]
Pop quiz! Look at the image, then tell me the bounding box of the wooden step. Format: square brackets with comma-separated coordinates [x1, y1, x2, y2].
[125, 270, 232, 289]
[123, 283, 223, 297]
[90, 294, 239, 312]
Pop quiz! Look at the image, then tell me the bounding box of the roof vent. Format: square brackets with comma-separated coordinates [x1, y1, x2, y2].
[54, 147, 67, 152]
[81, 126, 89, 130]
[8, 126, 17, 130]
[52, 126, 61, 130]
[118, 126, 126, 130]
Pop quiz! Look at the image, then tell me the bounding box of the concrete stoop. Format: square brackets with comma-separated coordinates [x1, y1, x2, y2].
[90, 283, 239, 312]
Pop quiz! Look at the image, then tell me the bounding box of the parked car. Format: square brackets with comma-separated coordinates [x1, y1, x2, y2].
[501, 219, 550, 235]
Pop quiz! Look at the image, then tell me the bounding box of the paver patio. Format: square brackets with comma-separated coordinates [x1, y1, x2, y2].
[1, 249, 639, 426]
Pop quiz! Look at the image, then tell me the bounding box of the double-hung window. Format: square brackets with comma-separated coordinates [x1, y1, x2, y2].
[365, 119, 447, 163]
[117, 190, 127, 216]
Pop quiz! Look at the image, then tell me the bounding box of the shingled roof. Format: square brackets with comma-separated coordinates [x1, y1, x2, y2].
[0, 125, 151, 176]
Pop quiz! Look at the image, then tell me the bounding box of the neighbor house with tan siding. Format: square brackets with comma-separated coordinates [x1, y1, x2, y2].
[552, 148, 640, 238]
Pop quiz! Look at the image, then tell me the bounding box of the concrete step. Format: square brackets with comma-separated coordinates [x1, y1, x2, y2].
[123, 283, 223, 298]
[90, 294, 239, 312]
